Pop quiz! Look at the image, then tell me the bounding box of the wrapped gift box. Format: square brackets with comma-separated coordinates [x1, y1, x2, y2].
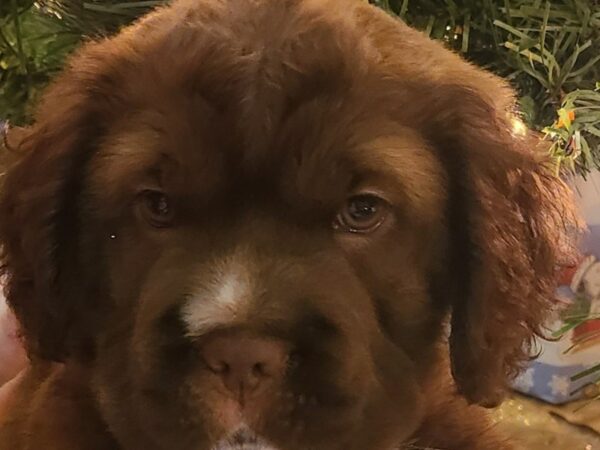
[512, 174, 600, 405]
[512, 320, 599, 404]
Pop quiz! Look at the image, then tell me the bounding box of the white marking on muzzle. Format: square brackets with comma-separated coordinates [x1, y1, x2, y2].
[181, 253, 255, 336]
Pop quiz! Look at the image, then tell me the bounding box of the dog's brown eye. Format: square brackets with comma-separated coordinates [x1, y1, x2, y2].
[334, 194, 388, 233]
[139, 190, 173, 227]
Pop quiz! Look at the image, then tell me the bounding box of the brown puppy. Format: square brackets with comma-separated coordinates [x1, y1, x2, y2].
[0, 0, 579, 449]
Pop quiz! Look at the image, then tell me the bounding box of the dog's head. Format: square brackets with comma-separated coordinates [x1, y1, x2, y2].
[0, 1, 579, 449]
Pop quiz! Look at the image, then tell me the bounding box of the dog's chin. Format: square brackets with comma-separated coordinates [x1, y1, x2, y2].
[212, 428, 278, 450]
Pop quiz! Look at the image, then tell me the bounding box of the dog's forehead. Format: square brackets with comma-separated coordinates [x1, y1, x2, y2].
[113, 0, 377, 153]
[88, 0, 446, 221]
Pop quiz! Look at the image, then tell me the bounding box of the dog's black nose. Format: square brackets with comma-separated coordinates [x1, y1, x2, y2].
[201, 333, 288, 403]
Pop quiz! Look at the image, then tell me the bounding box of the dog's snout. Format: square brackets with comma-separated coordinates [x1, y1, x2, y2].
[202, 334, 288, 402]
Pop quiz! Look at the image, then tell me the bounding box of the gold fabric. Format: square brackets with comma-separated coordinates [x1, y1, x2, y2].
[493, 395, 600, 449]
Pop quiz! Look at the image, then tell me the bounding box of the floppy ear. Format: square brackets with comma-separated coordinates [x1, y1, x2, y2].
[426, 86, 581, 407]
[0, 45, 119, 362]
[355, 1, 581, 407]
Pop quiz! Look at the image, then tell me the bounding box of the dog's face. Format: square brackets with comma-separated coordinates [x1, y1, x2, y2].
[0, 1, 578, 449]
[90, 119, 439, 450]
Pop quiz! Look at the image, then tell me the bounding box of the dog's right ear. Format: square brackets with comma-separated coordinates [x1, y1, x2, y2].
[2, 124, 30, 150]
[0, 44, 121, 362]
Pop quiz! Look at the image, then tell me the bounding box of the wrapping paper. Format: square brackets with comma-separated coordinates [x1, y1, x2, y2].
[512, 174, 600, 405]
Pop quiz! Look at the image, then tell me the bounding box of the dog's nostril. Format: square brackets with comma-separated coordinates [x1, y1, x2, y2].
[287, 351, 302, 371]
[210, 361, 230, 374]
[252, 362, 265, 376]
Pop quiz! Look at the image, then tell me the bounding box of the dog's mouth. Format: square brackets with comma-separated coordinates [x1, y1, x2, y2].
[212, 427, 278, 450]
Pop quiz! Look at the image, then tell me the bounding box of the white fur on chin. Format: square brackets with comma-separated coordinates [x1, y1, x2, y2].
[212, 427, 278, 450]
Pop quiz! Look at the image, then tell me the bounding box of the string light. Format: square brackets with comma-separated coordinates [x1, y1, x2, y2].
[511, 116, 528, 136]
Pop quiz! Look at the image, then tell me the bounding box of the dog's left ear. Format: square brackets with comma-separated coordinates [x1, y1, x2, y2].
[426, 85, 581, 407]
[354, 0, 581, 407]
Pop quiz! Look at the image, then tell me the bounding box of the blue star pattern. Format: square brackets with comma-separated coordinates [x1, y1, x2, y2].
[512, 360, 593, 404]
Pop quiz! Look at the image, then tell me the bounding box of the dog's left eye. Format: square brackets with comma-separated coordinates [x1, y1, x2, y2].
[334, 194, 389, 233]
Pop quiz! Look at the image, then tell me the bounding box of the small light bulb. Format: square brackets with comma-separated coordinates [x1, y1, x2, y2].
[511, 117, 528, 136]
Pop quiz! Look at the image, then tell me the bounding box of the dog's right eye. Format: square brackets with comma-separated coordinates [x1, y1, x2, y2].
[138, 190, 174, 228]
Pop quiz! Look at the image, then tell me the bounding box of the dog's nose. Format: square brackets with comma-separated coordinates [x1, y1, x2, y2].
[201, 334, 288, 402]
